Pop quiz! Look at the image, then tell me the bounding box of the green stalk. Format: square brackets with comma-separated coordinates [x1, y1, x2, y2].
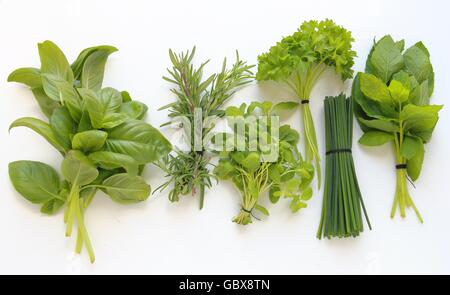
[392, 138, 424, 223]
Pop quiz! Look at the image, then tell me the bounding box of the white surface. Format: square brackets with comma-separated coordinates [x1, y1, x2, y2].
[0, 0, 449, 275]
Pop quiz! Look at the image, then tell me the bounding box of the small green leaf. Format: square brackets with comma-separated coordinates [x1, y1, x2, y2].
[72, 130, 108, 153]
[9, 161, 61, 204]
[38, 40, 74, 84]
[359, 73, 392, 104]
[358, 118, 399, 132]
[401, 104, 443, 133]
[407, 142, 425, 181]
[369, 35, 404, 83]
[120, 101, 148, 119]
[241, 153, 261, 173]
[388, 80, 410, 103]
[254, 204, 270, 216]
[61, 150, 99, 186]
[300, 187, 313, 201]
[359, 131, 394, 146]
[404, 45, 432, 83]
[101, 173, 150, 204]
[8, 67, 42, 88]
[401, 136, 423, 160]
[88, 151, 139, 176]
[50, 106, 75, 150]
[82, 50, 117, 90]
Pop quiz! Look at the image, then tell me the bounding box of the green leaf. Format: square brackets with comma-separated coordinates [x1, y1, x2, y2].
[410, 80, 430, 106]
[88, 151, 139, 176]
[403, 45, 432, 83]
[359, 73, 392, 104]
[359, 131, 394, 146]
[358, 118, 399, 132]
[225, 106, 244, 117]
[8, 67, 42, 88]
[9, 117, 66, 153]
[61, 150, 99, 186]
[241, 153, 261, 173]
[271, 101, 299, 117]
[300, 187, 313, 201]
[120, 101, 148, 120]
[388, 80, 410, 103]
[407, 141, 425, 181]
[254, 204, 270, 216]
[79, 87, 123, 128]
[71, 45, 118, 80]
[101, 113, 127, 129]
[106, 120, 172, 164]
[369, 35, 404, 83]
[72, 130, 108, 153]
[214, 159, 236, 179]
[41, 198, 65, 215]
[50, 106, 75, 150]
[38, 40, 74, 84]
[401, 136, 422, 160]
[41, 74, 82, 121]
[289, 198, 307, 213]
[101, 173, 150, 204]
[82, 50, 117, 90]
[9, 161, 61, 204]
[269, 185, 281, 204]
[30, 88, 60, 119]
[401, 104, 443, 133]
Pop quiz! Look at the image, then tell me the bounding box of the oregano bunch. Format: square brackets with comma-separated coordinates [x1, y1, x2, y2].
[8, 41, 171, 262]
[213, 101, 314, 225]
[156, 48, 253, 209]
[256, 19, 356, 187]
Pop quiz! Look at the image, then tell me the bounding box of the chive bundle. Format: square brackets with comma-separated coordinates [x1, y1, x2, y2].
[317, 94, 371, 239]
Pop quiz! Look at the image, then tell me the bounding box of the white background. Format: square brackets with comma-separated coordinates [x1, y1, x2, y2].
[0, 0, 449, 275]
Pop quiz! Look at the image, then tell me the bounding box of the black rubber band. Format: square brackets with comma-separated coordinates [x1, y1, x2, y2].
[396, 164, 408, 170]
[241, 208, 252, 214]
[326, 148, 352, 156]
[301, 100, 310, 104]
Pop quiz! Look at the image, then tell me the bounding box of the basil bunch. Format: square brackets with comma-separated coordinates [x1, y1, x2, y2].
[8, 41, 171, 262]
[353, 35, 442, 222]
[214, 101, 314, 225]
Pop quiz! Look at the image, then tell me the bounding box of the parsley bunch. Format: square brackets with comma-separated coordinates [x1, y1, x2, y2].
[256, 19, 356, 187]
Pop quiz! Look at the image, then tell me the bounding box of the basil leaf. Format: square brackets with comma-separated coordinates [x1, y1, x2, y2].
[7, 67, 42, 88]
[38, 40, 74, 84]
[88, 151, 139, 176]
[369, 35, 404, 83]
[72, 130, 108, 153]
[101, 173, 150, 204]
[61, 150, 99, 186]
[9, 117, 66, 153]
[9, 161, 61, 204]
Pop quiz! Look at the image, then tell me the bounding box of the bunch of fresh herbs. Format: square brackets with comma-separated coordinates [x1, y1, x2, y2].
[317, 94, 371, 239]
[213, 101, 314, 225]
[256, 19, 356, 187]
[8, 41, 171, 262]
[156, 48, 253, 209]
[353, 35, 441, 222]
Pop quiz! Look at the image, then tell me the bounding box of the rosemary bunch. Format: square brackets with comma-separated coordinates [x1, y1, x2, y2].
[156, 48, 253, 209]
[317, 94, 371, 239]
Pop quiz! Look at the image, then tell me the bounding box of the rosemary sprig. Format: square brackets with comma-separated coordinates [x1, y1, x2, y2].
[156, 47, 254, 209]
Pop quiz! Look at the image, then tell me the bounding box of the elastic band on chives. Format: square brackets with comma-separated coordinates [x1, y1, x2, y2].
[301, 100, 310, 104]
[326, 148, 352, 156]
